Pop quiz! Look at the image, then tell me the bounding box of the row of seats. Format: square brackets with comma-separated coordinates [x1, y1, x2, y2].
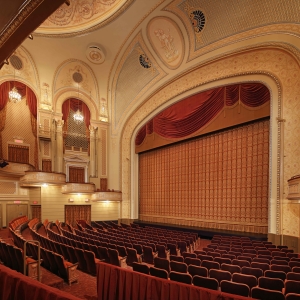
[9, 216, 28, 231]
[71, 225, 198, 254]
[132, 260, 300, 299]
[0, 239, 38, 280]
[10, 228, 80, 284]
[47, 226, 153, 267]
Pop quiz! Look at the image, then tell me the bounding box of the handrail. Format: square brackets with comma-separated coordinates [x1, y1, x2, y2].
[23, 240, 41, 282]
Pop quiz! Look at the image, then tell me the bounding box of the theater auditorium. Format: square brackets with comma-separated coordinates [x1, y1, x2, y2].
[0, 0, 300, 299]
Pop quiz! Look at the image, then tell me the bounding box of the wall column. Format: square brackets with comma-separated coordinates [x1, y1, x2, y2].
[55, 119, 64, 173]
[89, 126, 97, 178]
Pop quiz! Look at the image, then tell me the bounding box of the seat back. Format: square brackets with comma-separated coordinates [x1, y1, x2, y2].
[214, 257, 231, 265]
[287, 272, 300, 282]
[285, 280, 300, 295]
[188, 265, 208, 277]
[251, 261, 270, 272]
[169, 271, 192, 284]
[108, 248, 120, 266]
[143, 245, 155, 264]
[232, 273, 257, 290]
[251, 287, 285, 300]
[192, 275, 219, 290]
[232, 259, 250, 268]
[132, 262, 149, 274]
[221, 263, 241, 274]
[150, 266, 168, 279]
[83, 250, 97, 275]
[220, 280, 249, 297]
[154, 257, 170, 273]
[170, 260, 188, 273]
[170, 255, 184, 262]
[286, 293, 300, 300]
[156, 244, 168, 259]
[126, 247, 139, 266]
[264, 269, 286, 281]
[209, 269, 231, 284]
[258, 276, 284, 291]
[201, 260, 220, 271]
[271, 264, 292, 274]
[184, 257, 201, 266]
[241, 266, 263, 279]
[98, 246, 110, 263]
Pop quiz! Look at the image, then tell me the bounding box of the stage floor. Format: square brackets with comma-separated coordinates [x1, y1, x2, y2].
[133, 220, 267, 241]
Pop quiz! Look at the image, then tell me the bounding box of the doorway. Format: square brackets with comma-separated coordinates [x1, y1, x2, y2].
[31, 205, 41, 221]
[6, 204, 28, 227]
[65, 205, 91, 227]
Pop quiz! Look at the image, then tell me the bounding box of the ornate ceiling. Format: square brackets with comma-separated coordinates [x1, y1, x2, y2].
[35, 0, 133, 37]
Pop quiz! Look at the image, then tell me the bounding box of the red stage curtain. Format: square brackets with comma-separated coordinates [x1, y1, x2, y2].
[135, 83, 270, 146]
[139, 119, 269, 234]
[96, 261, 249, 300]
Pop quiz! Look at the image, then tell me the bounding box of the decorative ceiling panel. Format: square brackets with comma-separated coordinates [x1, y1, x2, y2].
[35, 0, 133, 36]
[166, 0, 300, 60]
[147, 16, 184, 69]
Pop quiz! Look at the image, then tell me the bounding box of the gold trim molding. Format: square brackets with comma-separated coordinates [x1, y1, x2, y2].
[20, 171, 66, 187]
[62, 182, 96, 194]
[91, 191, 122, 202]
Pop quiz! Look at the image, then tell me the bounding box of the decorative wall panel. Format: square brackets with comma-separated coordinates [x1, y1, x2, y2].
[2, 96, 35, 166]
[101, 129, 107, 176]
[139, 119, 269, 233]
[0, 182, 16, 194]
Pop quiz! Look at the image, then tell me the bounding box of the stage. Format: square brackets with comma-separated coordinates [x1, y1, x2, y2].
[133, 220, 267, 241]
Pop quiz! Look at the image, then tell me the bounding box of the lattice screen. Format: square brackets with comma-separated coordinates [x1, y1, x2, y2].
[0, 181, 17, 194]
[65, 112, 89, 150]
[139, 119, 269, 234]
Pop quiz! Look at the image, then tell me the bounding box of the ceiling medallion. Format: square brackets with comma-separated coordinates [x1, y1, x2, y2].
[85, 45, 105, 64]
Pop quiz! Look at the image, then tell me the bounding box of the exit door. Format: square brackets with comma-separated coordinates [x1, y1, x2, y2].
[6, 204, 28, 227]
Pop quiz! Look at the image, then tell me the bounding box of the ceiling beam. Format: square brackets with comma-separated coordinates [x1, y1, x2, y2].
[0, 0, 68, 68]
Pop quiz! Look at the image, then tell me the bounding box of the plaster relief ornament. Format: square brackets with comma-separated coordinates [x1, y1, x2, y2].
[154, 28, 179, 63]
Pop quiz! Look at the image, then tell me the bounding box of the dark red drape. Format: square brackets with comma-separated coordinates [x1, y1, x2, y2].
[97, 261, 250, 300]
[135, 83, 270, 145]
[0, 82, 10, 110]
[26, 86, 37, 119]
[0, 264, 81, 300]
[62, 98, 90, 128]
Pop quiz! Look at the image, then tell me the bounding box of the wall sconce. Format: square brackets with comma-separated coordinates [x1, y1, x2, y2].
[69, 198, 74, 202]
[85, 198, 90, 202]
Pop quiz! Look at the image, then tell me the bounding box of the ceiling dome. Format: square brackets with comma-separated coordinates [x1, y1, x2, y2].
[34, 0, 132, 37]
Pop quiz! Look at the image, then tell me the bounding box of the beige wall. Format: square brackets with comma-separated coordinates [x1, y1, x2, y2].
[40, 186, 119, 223]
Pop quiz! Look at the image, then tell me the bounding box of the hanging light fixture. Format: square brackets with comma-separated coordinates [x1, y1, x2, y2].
[73, 82, 84, 123]
[9, 67, 21, 103]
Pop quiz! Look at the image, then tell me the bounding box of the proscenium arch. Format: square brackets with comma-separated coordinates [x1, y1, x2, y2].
[119, 47, 300, 236]
[129, 74, 280, 235]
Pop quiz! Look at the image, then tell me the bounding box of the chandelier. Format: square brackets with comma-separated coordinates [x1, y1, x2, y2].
[73, 82, 84, 123]
[9, 86, 22, 103]
[9, 66, 21, 103]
